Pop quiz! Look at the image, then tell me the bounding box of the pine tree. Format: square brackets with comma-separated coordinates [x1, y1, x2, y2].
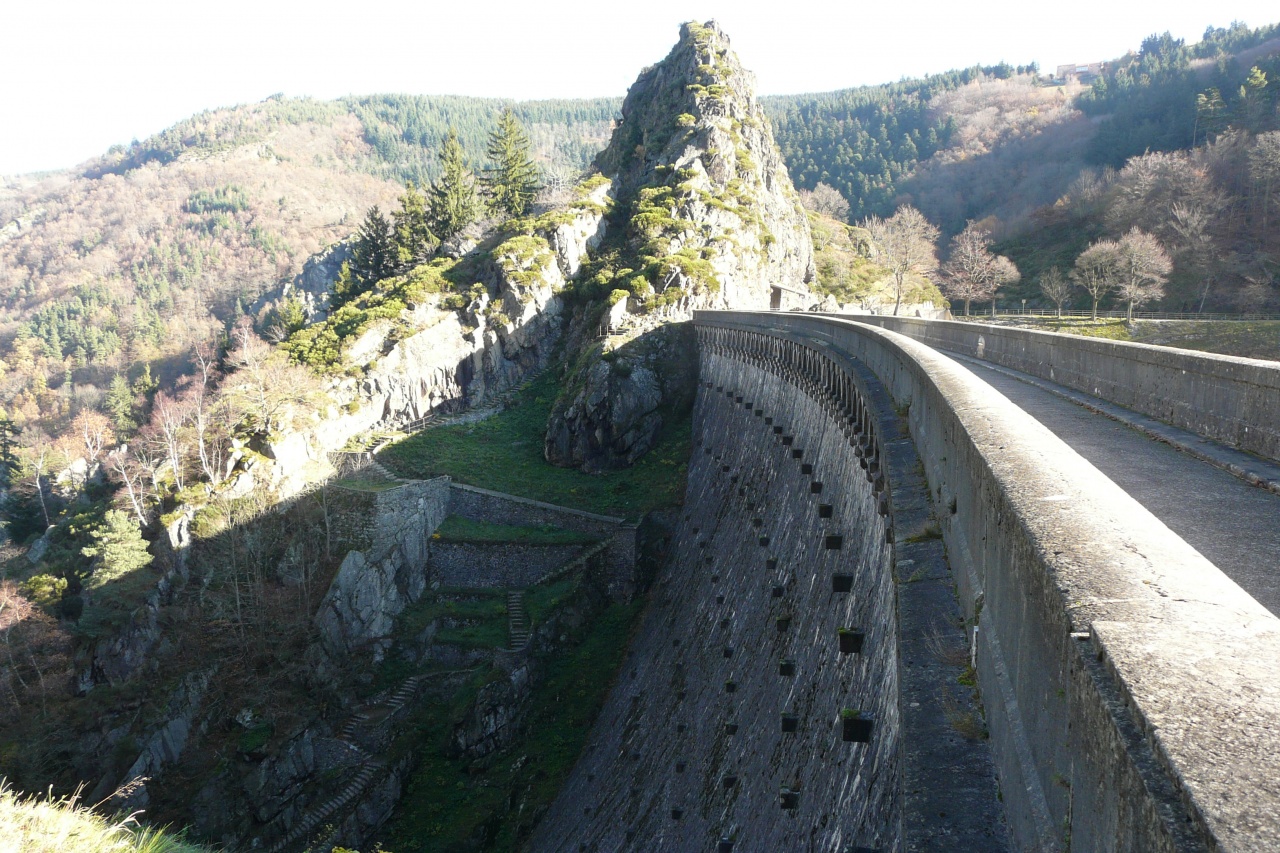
[82, 509, 153, 590]
[350, 205, 398, 289]
[392, 181, 437, 268]
[482, 109, 542, 218]
[105, 374, 136, 434]
[429, 129, 481, 242]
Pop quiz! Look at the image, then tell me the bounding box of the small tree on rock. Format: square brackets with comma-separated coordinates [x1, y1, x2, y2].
[799, 183, 851, 220]
[430, 129, 481, 242]
[482, 110, 541, 219]
[392, 181, 437, 268]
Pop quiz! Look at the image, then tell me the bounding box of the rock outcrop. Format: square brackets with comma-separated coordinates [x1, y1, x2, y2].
[546, 21, 815, 471]
[596, 20, 815, 312]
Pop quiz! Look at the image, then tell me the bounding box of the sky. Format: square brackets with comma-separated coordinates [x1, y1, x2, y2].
[4, 0, 1279, 176]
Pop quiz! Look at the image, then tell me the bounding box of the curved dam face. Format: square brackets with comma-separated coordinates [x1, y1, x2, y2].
[534, 320, 1004, 851]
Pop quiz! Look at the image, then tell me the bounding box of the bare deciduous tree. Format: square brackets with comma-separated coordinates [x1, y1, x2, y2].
[799, 183, 851, 221]
[1114, 228, 1172, 321]
[1038, 267, 1073, 318]
[1072, 239, 1121, 320]
[1249, 130, 1280, 233]
[1169, 203, 1216, 313]
[864, 205, 940, 316]
[940, 221, 1020, 316]
[70, 409, 114, 465]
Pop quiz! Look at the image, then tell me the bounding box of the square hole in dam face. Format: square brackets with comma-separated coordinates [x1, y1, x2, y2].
[776, 616, 790, 632]
[781, 713, 799, 732]
[843, 715, 873, 743]
[832, 574, 854, 593]
[801, 463, 813, 475]
[766, 558, 778, 571]
[780, 659, 796, 676]
[818, 504, 833, 519]
[780, 790, 799, 810]
[839, 629, 866, 654]
[825, 535, 844, 550]
[772, 585, 785, 599]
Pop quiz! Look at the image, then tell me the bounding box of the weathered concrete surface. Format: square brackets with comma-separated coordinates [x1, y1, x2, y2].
[952, 353, 1280, 616]
[851, 315, 1280, 465]
[534, 326, 1005, 851]
[707, 311, 1280, 852]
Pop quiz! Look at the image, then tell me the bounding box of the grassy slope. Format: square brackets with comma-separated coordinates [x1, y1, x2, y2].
[0, 783, 211, 853]
[381, 372, 689, 519]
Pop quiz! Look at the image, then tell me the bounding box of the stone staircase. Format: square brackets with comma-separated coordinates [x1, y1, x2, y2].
[507, 591, 531, 650]
[264, 674, 427, 853]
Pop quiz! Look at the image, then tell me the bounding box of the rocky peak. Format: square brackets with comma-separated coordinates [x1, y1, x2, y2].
[595, 20, 815, 313]
[545, 23, 816, 472]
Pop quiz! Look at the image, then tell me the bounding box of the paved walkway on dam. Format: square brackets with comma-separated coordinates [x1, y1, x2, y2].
[947, 352, 1280, 618]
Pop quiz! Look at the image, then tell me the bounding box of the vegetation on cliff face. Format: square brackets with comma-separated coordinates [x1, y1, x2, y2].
[0, 783, 212, 853]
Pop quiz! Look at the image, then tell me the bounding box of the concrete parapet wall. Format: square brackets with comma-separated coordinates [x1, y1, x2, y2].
[851, 315, 1280, 463]
[702, 310, 1280, 852]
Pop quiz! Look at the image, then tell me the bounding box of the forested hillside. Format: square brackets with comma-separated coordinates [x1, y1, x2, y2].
[0, 95, 616, 433]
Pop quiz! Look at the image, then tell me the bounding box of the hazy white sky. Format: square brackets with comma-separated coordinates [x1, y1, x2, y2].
[4, 0, 1278, 175]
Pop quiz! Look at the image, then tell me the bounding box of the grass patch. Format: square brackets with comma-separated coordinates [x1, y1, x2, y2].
[381, 372, 689, 519]
[332, 478, 403, 492]
[393, 588, 509, 652]
[1129, 320, 1280, 361]
[432, 517, 599, 546]
[0, 781, 211, 853]
[379, 600, 642, 852]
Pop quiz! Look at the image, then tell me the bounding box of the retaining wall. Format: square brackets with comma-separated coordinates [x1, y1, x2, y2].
[448, 484, 638, 596]
[850, 315, 1280, 463]
[428, 541, 589, 589]
[705, 311, 1280, 852]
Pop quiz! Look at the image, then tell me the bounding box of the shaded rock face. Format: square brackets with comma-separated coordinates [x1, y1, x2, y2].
[315, 479, 449, 662]
[548, 22, 811, 471]
[546, 323, 697, 472]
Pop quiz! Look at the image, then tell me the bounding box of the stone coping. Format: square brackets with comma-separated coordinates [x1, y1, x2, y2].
[697, 310, 1280, 851]
[448, 482, 628, 525]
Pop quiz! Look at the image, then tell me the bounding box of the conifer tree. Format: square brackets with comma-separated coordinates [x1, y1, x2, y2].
[350, 205, 398, 289]
[82, 509, 153, 589]
[429, 129, 481, 242]
[392, 181, 437, 268]
[482, 110, 541, 218]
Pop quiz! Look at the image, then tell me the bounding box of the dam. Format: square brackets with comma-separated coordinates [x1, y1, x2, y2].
[535, 312, 1280, 852]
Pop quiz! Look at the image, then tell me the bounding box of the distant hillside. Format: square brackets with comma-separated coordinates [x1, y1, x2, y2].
[764, 19, 1280, 237]
[0, 94, 616, 427]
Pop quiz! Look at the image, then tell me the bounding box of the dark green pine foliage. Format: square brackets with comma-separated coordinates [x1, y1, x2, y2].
[342, 205, 398, 306]
[392, 181, 437, 268]
[482, 109, 542, 218]
[429, 129, 481, 241]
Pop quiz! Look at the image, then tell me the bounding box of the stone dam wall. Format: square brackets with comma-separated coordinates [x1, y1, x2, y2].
[533, 318, 1003, 850]
[852, 315, 1280, 464]
[704, 312, 1280, 852]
